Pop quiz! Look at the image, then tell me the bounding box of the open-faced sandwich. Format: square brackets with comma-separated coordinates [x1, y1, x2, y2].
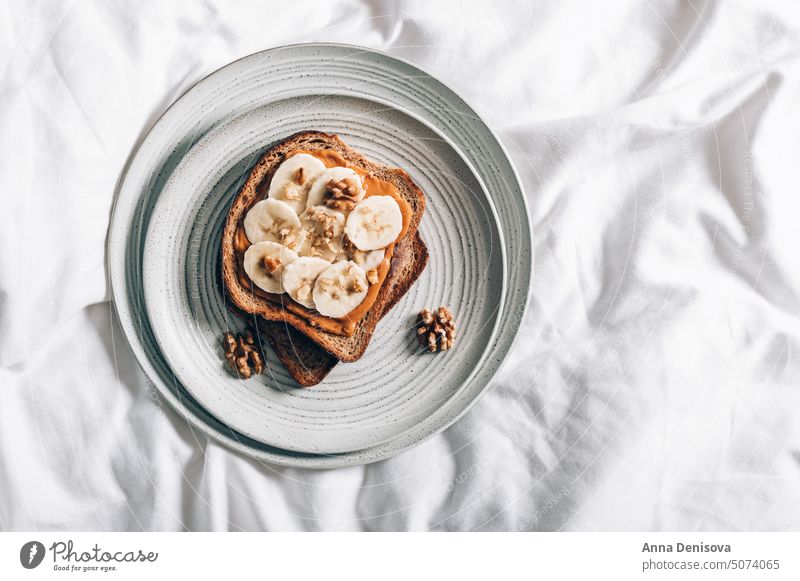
[221, 131, 428, 385]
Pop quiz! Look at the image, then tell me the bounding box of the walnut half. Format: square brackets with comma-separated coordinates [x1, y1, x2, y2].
[416, 307, 456, 353]
[324, 179, 359, 212]
[222, 329, 265, 379]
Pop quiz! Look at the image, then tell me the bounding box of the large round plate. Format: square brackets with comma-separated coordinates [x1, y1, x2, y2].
[108, 43, 532, 467]
[142, 94, 506, 454]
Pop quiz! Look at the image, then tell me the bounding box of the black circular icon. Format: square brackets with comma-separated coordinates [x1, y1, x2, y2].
[20, 541, 45, 569]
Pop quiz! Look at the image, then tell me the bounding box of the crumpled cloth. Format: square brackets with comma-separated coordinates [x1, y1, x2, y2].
[2, 0, 799, 531]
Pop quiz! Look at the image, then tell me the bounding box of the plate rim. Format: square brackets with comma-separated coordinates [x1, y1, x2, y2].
[141, 92, 508, 454]
[107, 42, 532, 468]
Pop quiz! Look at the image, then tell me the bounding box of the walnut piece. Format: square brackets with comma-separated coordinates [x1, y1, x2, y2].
[273, 219, 301, 247]
[306, 208, 339, 254]
[324, 179, 359, 212]
[222, 329, 265, 379]
[342, 234, 357, 254]
[280, 167, 307, 202]
[416, 307, 456, 353]
[263, 256, 281, 274]
[343, 235, 370, 266]
[282, 186, 303, 202]
[346, 263, 366, 293]
[366, 269, 379, 285]
[297, 282, 312, 302]
[350, 277, 365, 293]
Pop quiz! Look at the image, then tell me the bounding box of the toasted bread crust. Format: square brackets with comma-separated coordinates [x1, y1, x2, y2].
[221, 131, 426, 362]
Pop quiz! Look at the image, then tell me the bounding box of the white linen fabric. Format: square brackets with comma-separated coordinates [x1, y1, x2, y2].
[2, 0, 800, 531]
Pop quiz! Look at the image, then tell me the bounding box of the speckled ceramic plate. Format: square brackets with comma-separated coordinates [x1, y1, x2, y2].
[142, 94, 505, 454]
[108, 43, 531, 467]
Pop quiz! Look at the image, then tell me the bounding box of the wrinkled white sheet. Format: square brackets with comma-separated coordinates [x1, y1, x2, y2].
[2, 0, 800, 531]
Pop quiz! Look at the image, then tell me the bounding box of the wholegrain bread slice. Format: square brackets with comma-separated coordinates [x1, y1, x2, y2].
[256, 232, 428, 386]
[221, 131, 426, 362]
[258, 321, 338, 386]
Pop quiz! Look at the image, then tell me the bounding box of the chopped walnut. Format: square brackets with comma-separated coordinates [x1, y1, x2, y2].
[222, 329, 265, 379]
[309, 209, 337, 246]
[366, 269, 379, 285]
[342, 235, 368, 265]
[297, 282, 312, 302]
[303, 208, 342, 259]
[280, 228, 299, 247]
[278, 167, 308, 202]
[342, 234, 357, 254]
[316, 276, 343, 300]
[351, 248, 368, 264]
[282, 185, 303, 202]
[350, 277, 365, 293]
[344, 264, 365, 293]
[324, 178, 360, 212]
[317, 277, 334, 292]
[416, 307, 456, 353]
[274, 220, 301, 247]
[262, 256, 281, 274]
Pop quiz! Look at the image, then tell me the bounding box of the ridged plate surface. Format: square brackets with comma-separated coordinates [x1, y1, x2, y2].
[108, 43, 531, 467]
[143, 95, 505, 454]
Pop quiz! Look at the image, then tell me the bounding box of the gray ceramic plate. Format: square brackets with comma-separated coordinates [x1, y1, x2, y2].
[108, 43, 531, 467]
[142, 94, 506, 454]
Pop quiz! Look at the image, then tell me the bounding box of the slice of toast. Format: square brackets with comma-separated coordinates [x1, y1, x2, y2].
[256, 232, 428, 386]
[258, 321, 338, 386]
[221, 131, 426, 362]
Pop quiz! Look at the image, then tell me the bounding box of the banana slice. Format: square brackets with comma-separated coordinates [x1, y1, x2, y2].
[344, 195, 403, 251]
[243, 241, 299, 294]
[298, 206, 345, 262]
[267, 153, 326, 214]
[306, 167, 365, 211]
[348, 248, 385, 285]
[341, 236, 386, 276]
[312, 261, 369, 318]
[243, 198, 306, 251]
[281, 256, 331, 309]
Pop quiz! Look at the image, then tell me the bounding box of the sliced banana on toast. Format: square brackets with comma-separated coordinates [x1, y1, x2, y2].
[243, 241, 299, 294]
[243, 198, 306, 251]
[306, 167, 365, 211]
[241, 154, 407, 319]
[281, 256, 331, 309]
[312, 261, 369, 318]
[345, 195, 403, 251]
[267, 153, 326, 214]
